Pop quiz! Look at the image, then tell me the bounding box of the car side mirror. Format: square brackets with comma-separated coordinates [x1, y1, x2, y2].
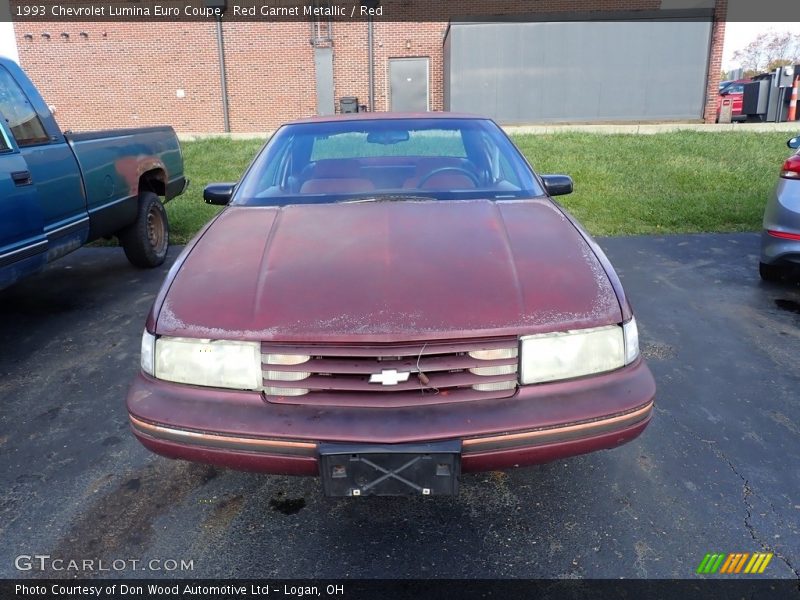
[203, 182, 236, 205]
[541, 174, 573, 196]
[788, 137, 800, 150]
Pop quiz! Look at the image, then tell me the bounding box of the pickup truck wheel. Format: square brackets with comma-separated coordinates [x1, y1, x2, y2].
[120, 192, 169, 268]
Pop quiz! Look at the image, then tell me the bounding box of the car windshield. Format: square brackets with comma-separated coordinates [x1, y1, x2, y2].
[721, 82, 745, 95]
[232, 117, 543, 206]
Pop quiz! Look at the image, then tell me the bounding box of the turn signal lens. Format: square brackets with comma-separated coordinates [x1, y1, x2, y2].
[623, 317, 640, 364]
[469, 364, 518, 376]
[263, 354, 311, 382]
[263, 370, 311, 381]
[264, 354, 310, 365]
[263, 387, 309, 397]
[472, 381, 517, 392]
[141, 330, 155, 376]
[468, 348, 518, 360]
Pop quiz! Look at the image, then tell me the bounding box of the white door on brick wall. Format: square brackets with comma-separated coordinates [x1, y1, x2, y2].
[389, 58, 429, 112]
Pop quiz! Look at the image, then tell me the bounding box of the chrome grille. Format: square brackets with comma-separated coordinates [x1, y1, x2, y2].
[260, 338, 519, 407]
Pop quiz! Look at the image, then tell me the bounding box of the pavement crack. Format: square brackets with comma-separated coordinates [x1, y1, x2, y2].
[739, 474, 799, 582]
[655, 407, 800, 582]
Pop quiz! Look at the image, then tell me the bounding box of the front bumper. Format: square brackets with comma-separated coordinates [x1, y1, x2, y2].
[127, 358, 655, 475]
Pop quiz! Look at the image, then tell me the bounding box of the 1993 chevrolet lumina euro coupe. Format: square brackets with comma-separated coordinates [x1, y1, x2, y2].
[127, 114, 655, 497]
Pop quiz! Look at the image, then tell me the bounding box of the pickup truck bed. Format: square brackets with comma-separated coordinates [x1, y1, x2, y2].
[64, 127, 186, 244]
[0, 57, 187, 290]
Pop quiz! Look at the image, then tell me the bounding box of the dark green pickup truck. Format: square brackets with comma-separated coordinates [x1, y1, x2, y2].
[0, 57, 187, 290]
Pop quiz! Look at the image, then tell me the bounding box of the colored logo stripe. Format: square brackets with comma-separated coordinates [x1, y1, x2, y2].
[697, 553, 725, 574]
[744, 553, 773, 574]
[720, 553, 750, 573]
[733, 553, 750, 573]
[698, 552, 773, 574]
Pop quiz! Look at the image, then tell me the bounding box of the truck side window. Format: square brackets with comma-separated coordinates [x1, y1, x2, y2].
[0, 68, 49, 147]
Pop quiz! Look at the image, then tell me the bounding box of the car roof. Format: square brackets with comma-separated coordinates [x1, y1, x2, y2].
[285, 112, 488, 125]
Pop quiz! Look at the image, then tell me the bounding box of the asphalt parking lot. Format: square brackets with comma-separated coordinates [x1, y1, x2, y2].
[1, 233, 798, 580]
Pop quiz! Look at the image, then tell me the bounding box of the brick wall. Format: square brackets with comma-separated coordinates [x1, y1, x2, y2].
[329, 21, 371, 113]
[12, 0, 726, 132]
[371, 21, 444, 112]
[703, 0, 727, 123]
[222, 22, 318, 131]
[14, 22, 224, 131]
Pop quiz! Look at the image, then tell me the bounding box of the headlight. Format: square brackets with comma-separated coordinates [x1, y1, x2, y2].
[154, 336, 262, 390]
[520, 324, 625, 384]
[141, 330, 156, 376]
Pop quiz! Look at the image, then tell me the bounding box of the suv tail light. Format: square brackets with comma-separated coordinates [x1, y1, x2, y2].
[780, 155, 800, 179]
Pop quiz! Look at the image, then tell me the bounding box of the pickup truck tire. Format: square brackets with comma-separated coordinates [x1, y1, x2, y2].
[119, 192, 169, 268]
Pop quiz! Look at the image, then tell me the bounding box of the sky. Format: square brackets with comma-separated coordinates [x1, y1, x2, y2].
[0, 22, 17, 62]
[722, 22, 800, 71]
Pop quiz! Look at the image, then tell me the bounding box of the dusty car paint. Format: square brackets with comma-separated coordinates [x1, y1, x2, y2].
[128, 361, 654, 474]
[129, 114, 655, 485]
[153, 200, 621, 342]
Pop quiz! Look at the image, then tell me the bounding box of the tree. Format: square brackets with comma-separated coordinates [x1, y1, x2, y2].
[733, 30, 800, 74]
[767, 58, 794, 72]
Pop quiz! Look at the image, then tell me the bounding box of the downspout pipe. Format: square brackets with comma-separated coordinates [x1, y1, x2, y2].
[367, 16, 374, 112]
[215, 17, 231, 132]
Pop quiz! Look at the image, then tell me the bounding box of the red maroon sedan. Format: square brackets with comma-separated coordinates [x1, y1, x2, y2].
[127, 114, 655, 496]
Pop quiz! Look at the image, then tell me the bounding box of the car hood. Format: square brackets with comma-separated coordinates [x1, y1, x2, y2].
[156, 200, 622, 342]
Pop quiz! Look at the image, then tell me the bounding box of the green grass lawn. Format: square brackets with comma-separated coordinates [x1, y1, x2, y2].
[168, 137, 265, 245]
[164, 131, 792, 244]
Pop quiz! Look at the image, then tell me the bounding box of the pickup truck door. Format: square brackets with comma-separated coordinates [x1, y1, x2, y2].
[0, 117, 47, 289]
[0, 65, 87, 261]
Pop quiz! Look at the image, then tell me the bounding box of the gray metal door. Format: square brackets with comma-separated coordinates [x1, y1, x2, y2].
[389, 58, 429, 112]
[314, 47, 334, 116]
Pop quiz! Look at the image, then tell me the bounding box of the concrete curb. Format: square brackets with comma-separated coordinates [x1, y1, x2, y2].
[504, 122, 800, 135]
[177, 121, 800, 141]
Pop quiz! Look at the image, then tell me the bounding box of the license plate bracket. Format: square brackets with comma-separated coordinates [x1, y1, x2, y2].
[319, 441, 461, 497]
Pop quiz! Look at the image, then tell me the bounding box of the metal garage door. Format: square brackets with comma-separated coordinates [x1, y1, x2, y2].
[443, 19, 713, 122]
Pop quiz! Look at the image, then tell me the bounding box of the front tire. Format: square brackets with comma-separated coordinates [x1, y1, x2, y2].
[119, 191, 169, 268]
[759, 262, 789, 282]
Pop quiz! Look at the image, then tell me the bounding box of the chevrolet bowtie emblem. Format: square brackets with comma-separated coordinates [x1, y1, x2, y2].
[369, 369, 411, 386]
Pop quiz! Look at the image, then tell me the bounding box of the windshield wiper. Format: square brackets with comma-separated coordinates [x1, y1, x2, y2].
[338, 195, 434, 204]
